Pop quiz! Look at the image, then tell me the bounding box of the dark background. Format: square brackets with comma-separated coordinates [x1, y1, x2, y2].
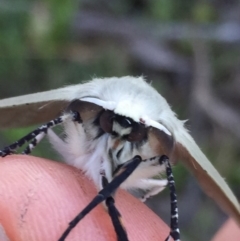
[0, 1, 240, 240]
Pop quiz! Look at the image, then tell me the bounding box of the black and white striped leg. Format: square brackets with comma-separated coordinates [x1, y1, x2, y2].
[102, 176, 129, 241]
[159, 155, 180, 241]
[58, 155, 142, 241]
[22, 131, 46, 155]
[0, 111, 81, 157]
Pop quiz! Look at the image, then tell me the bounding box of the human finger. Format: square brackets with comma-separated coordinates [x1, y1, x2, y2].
[0, 155, 172, 241]
[211, 218, 240, 241]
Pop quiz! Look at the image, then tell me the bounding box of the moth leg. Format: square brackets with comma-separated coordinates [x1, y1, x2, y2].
[58, 155, 142, 241]
[0, 111, 81, 157]
[22, 131, 46, 155]
[139, 179, 168, 202]
[99, 156, 114, 191]
[102, 176, 129, 241]
[159, 155, 180, 241]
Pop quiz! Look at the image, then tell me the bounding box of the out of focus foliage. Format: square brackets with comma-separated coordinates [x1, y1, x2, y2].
[1, 1, 240, 240]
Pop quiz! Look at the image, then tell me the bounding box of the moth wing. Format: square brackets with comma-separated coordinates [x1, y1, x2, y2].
[149, 117, 240, 225]
[148, 127, 175, 158]
[67, 99, 103, 122]
[174, 129, 240, 225]
[0, 85, 84, 129]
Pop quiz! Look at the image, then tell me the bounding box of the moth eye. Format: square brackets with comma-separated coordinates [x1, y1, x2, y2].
[127, 123, 147, 142]
[99, 110, 115, 133]
[114, 115, 133, 128]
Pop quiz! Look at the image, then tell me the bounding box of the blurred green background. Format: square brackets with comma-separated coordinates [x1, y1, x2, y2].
[0, 0, 240, 240]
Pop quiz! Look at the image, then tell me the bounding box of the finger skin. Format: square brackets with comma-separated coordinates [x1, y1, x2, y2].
[211, 219, 240, 241]
[0, 155, 172, 241]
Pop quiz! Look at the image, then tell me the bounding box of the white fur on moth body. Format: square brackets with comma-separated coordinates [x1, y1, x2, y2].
[49, 77, 174, 193]
[0, 76, 240, 225]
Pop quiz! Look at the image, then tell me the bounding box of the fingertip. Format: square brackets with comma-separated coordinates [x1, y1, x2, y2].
[115, 191, 172, 240]
[211, 219, 240, 241]
[0, 155, 171, 241]
[0, 155, 117, 241]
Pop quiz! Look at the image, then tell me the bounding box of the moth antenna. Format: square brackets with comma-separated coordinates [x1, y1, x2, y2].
[102, 176, 129, 241]
[58, 155, 142, 241]
[106, 196, 129, 241]
[0, 111, 81, 157]
[159, 156, 180, 241]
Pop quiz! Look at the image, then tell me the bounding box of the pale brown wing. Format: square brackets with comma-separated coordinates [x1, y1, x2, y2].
[67, 99, 103, 123]
[149, 121, 240, 225]
[174, 131, 240, 226]
[148, 127, 175, 159]
[0, 86, 82, 129]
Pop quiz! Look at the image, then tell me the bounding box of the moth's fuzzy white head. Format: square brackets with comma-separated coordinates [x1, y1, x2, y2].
[49, 76, 186, 192]
[71, 76, 185, 134]
[75, 76, 170, 120]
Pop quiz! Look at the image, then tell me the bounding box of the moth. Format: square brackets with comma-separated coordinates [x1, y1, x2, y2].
[0, 77, 239, 241]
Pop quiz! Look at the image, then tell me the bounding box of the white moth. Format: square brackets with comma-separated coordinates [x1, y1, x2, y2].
[0, 76, 240, 227]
